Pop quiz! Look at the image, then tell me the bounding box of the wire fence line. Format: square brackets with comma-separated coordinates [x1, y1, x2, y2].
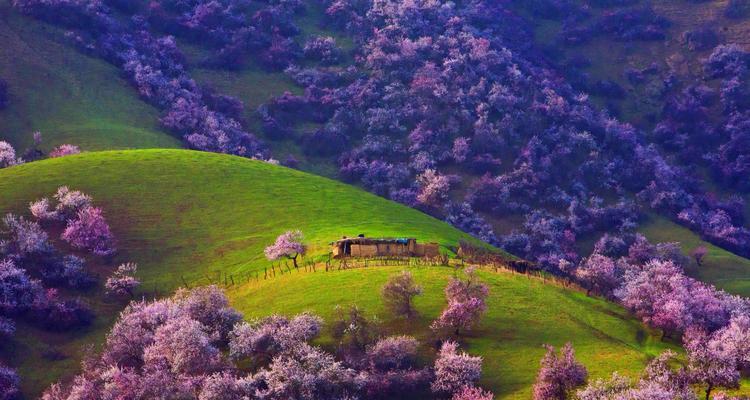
[143, 252, 583, 298]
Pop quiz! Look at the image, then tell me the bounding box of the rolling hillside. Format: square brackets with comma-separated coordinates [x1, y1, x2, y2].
[233, 266, 673, 399]
[0, 1, 180, 152]
[0, 149, 675, 398]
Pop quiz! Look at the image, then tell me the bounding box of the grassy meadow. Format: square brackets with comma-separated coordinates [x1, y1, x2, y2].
[232, 266, 674, 399]
[0, 149, 675, 398]
[641, 214, 750, 296]
[0, 1, 180, 152]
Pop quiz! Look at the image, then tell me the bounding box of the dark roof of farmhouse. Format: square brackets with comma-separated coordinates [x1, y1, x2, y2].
[331, 237, 415, 245]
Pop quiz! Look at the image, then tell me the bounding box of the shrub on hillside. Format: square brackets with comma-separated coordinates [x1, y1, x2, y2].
[532, 343, 587, 400]
[49, 144, 81, 158]
[0, 141, 19, 168]
[431, 341, 483, 396]
[381, 271, 422, 318]
[0, 364, 20, 400]
[683, 27, 719, 52]
[595, 7, 670, 41]
[105, 262, 140, 297]
[304, 36, 342, 65]
[61, 206, 115, 256]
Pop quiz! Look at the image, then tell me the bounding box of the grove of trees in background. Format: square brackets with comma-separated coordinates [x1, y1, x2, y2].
[9, 0, 750, 276]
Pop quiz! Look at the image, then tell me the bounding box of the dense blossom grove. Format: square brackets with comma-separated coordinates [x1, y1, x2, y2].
[40, 285, 491, 400]
[576, 351, 697, 400]
[12, 0, 274, 158]
[557, 232, 750, 399]
[267, 0, 749, 269]
[10, 0, 750, 271]
[1, 187, 128, 392]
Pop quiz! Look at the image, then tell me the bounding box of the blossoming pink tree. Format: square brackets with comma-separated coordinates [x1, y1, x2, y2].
[0, 141, 19, 168]
[684, 327, 740, 400]
[452, 385, 494, 400]
[691, 245, 708, 266]
[431, 341, 483, 396]
[61, 206, 115, 256]
[48, 144, 81, 158]
[381, 271, 422, 318]
[264, 230, 306, 269]
[431, 298, 487, 336]
[432, 267, 489, 336]
[105, 263, 140, 297]
[532, 343, 587, 400]
[574, 254, 621, 297]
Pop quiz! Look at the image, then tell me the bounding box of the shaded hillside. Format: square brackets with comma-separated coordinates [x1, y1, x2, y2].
[0, 1, 179, 152]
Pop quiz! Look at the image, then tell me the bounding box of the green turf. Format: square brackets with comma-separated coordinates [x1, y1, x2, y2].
[0, 149, 676, 398]
[0, 1, 180, 152]
[640, 214, 750, 297]
[231, 265, 675, 399]
[0, 149, 491, 396]
[0, 149, 494, 290]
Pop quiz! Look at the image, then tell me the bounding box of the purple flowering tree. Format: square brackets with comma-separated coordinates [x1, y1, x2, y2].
[264, 230, 306, 269]
[61, 206, 116, 256]
[431, 341, 483, 396]
[532, 343, 587, 400]
[0, 141, 19, 168]
[0, 364, 20, 400]
[105, 263, 140, 297]
[691, 245, 708, 266]
[432, 267, 489, 336]
[381, 271, 422, 318]
[575, 254, 621, 297]
[48, 144, 81, 158]
[683, 327, 740, 400]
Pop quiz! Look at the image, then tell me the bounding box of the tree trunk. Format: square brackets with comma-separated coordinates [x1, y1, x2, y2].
[705, 383, 713, 400]
[291, 254, 299, 269]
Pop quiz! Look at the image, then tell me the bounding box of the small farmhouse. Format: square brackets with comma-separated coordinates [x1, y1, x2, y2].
[331, 235, 440, 258]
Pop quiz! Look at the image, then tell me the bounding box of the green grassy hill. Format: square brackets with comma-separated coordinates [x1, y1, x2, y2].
[0, 1, 180, 152]
[0, 149, 675, 398]
[233, 266, 673, 399]
[640, 214, 750, 297]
